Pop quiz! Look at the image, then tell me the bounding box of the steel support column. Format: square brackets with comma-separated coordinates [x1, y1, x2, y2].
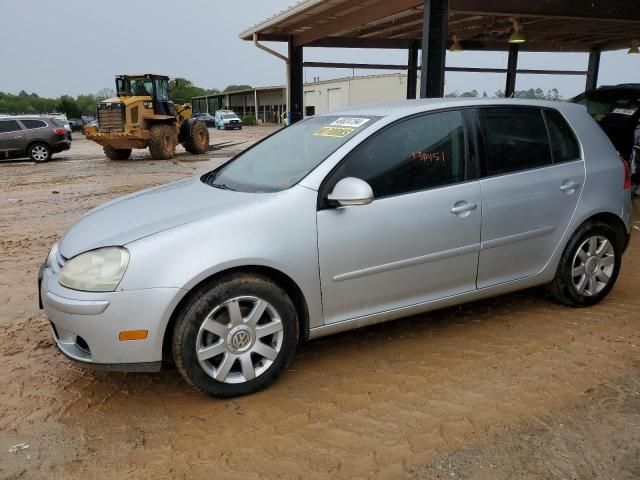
[407, 44, 419, 99]
[585, 51, 601, 91]
[420, 0, 448, 98]
[288, 37, 304, 124]
[505, 43, 519, 98]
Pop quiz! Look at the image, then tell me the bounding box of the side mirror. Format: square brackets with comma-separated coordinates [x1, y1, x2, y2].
[327, 177, 374, 206]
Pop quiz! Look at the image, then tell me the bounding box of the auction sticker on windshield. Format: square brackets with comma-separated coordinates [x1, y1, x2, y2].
[314, 126, 354, 138]
[330, 117, 371, 128]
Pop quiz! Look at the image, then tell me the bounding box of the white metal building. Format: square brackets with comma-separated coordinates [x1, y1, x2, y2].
[302, 73, 419, 116]
[192, 73, 419, 123]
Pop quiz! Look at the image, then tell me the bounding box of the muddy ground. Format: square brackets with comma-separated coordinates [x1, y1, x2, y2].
[1, 127, 639, 479]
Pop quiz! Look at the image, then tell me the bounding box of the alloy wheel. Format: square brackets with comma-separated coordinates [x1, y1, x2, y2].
[571, 235, 615, 296]
[31, 145, 48, 161]
[195, 296, 284, 384]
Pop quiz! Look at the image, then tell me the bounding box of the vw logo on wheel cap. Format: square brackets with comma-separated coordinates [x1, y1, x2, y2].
[227, 326, 255, 353]
[232, 330, 250, 349]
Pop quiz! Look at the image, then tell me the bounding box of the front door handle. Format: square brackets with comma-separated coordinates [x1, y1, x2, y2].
[13, 136, 22, 139]
[560, 181, 580, 193]
[451, 202, 478, 215]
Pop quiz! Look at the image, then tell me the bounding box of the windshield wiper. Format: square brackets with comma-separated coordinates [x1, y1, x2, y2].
[211, 183, 236, 191]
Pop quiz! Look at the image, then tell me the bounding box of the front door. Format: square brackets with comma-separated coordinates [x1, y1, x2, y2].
[475, 107, 586, 288]
[317, 110, 482, 325]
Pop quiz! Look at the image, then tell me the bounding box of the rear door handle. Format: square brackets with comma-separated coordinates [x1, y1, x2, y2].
[13, 135, 22, 139]
[560, 181, 580, 192]
[451, 202, 478, 215]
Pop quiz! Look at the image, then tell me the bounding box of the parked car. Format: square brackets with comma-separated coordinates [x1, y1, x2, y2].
[0, 115, 71, 162]
[215, 110, 242, 130]
[82, 119, 97, 135]
[68, 118, 84, 132]
[571, 83, 640, 161]
[40, 99, 631, 397]
[51, 115, 73, 141]
[194, 112, 216, 127]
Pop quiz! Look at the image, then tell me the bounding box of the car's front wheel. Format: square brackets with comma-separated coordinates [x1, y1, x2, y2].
[172, 273, 299, 397]
[546, 222, 621, 307]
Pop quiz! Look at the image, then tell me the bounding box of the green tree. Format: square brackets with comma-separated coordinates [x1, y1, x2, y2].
[169, 78, 220, 104]
[56, 95, 81, 118]
[223, 84, 253, 93]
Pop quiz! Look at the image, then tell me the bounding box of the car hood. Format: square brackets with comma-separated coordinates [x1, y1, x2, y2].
[58, 177, 266, 259]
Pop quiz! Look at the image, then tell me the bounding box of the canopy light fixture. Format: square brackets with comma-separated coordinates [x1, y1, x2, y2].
[450, 35, 463, 52]
[629, 39, 640, 55]
[508, 18, 526, 44]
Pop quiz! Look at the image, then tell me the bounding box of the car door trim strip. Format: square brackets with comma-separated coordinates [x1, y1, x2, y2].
[481, 225, 556, 251]
[332, 243, 481, 282]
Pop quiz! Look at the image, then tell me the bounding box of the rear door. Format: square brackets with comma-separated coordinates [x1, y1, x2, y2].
[0, 120, 26, 156]
[475, 107, 585, 288]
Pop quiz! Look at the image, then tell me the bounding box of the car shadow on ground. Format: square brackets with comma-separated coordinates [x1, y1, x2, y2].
[65, 287, 552, 400]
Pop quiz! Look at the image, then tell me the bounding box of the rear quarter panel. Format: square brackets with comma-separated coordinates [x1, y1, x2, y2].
[561, 104, 630, 233]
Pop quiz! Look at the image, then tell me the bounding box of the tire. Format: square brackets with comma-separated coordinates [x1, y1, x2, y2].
[546, 221, 621, 307]
[148, 124, 176, 160]
[29, 143, 51, 163]
[172, 273, 299, 397]
[182, 120, 209, 154]
[103, 145, 132, 160]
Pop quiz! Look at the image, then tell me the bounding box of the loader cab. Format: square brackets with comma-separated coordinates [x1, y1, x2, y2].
[115, 74, 176, 117]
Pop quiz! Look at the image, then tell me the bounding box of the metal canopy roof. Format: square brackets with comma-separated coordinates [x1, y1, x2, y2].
[240, 0, 640, 52]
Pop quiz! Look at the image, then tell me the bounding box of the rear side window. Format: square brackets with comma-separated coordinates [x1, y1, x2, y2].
[0, 120, 22, 133]
[543, 109, 581, 163]
[21, 119, 47, 129]
[477, 108, 552, 176]
[334, 110, 466, 198]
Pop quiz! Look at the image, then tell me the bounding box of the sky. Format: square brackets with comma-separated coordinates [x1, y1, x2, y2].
[1, 0, 638, 99]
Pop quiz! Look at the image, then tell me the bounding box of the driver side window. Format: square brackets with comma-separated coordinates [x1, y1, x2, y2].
[328, 110, 467, 199]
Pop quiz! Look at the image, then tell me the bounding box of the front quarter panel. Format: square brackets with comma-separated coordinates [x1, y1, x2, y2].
[119, 185, 324, 328]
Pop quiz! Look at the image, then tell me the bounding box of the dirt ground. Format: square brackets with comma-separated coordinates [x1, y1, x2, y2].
[1, 127, 639, 480]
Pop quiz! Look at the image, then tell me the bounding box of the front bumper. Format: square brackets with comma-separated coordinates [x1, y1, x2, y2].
[84, 128, 150, 149]
[40, 261, 185, 370]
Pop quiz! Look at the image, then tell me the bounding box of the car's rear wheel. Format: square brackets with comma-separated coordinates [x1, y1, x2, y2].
[546, 222, 621, 307]
[29, 143, 51, 163]
[172, 273, 299, 397]
[103, 146, 132, 160]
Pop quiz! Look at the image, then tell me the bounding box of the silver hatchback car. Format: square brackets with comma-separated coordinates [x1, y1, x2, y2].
[40, 99, 632, 397]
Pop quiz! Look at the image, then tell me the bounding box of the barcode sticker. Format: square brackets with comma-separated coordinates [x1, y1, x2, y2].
[329, 117, 371, 128]
[612, 108, 638, 116]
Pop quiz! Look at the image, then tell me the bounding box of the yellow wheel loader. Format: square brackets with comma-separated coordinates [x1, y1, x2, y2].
[84, 74, 209, 160]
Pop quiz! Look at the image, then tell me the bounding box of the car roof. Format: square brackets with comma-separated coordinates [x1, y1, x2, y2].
[0, 115, 53, 120]
[596, 83, 640, 90]
[320, 98, 585, 119]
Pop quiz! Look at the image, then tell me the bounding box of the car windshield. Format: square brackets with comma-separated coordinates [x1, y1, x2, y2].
[574, 90, 640, 120]
[222, 114, 237, 119]
[203, 115, 380, 193]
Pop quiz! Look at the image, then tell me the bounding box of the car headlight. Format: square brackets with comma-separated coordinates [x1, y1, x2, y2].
[58, 247, 129, 292]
